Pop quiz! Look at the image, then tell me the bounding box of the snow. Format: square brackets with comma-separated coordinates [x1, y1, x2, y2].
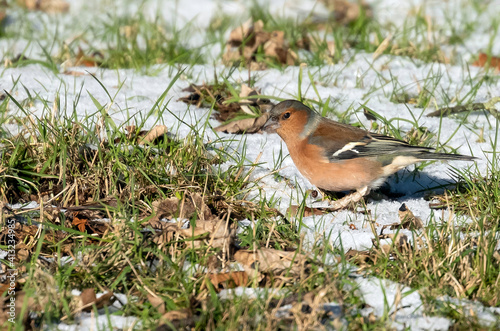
[437, 296, 500, 328]
[2, 0, 500, 329]
[218, 286, 289, 300]
[353, 276, 451, 330]
[54, 314, 140, 331]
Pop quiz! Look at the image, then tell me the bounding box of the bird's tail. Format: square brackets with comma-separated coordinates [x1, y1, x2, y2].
[419, 151, 477, 161]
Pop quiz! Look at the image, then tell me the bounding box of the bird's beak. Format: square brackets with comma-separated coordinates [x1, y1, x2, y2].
[262, 115, 279, 133]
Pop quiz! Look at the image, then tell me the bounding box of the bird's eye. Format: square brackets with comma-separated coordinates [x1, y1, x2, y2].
[282, 112, 291, 120]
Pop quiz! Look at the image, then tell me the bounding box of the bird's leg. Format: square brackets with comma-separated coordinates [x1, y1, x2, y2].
[328, 186, 370, 210]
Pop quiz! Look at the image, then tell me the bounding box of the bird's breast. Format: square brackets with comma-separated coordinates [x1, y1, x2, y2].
[286, 139, 383, 192]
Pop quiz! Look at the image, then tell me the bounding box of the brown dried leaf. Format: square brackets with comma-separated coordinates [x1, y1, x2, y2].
[147, 193, 235, 249]
[208, 271, 248, 289]
[18, 0, 69, 13]
[224, 19, 298, 67]
[16, 246, 29, 263]
[286, 205, 327, 218]
[234, 247, 306, 277]
[320, 0, 372, 25]
[72, 213, 88, 232]
[161, 308, 192, 321]
[376, 231, 411, 253]
[344, 248, 372, 264]
[178, 91, 201, 105]
[80, 288, 97, 308]
[228, 19, 253, 45]
[263, 31, 296, 65]
[181, 193, 212, 220]
[79, 289, 113, 312]
[63, 70, 87, 76]
[372, 34, 392, 60]
[139, 125, 169, 144]
[390, 233, 410, 250]
[249, 61, 268, 71]
[214, 112, 269, 134]
[225, 19, 269, 61]
[472, 52, 500, 71]
[151, 197, 180, 221]
[147, 293, 165, 314]
[397, 203, 423, 229]
[0, 291, 33, 327]
[74, 48, 102, 67]
[121, 125, 169, 144]
[222, 45, 242, 63]
[178, 217, 236, 249]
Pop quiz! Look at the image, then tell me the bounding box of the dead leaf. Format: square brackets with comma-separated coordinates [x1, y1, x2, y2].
[320, 0, 372, 25]
[373, 34, 392, 60]
[344, 248, 372, 264]
[397, 203, 423, 229]
[208, 271, 248, 289]
[390, 233, 410, 250]
[72, 213, 88, 232]
[286, 205, 327, 218]
[138, 125, 169, 144]
[79, 288, 113, 312]
[147, 293, 165, 314]
[121, 125, 169, 144]
[161, 308, 191, 321]
[151, 193, 212, 221]
[18, 0, 69, 13]
[493, 251, 500, 262]
[178, 83, 272, 123]
[239, 84, 260, 115]
[178, 216, 236, 250]
[214, 112, 269, 134]
[376, 232, 411, 252]
[223, 19, 295, 68]
[157, 308, 198, 330]
[234, 248, 306, 279]
[263, 31, 296, 65]
[63, 70, 87, 76]
[145, 193, 236, 255]
[0, 291, 34, 327]
[61, 48, 104, 69]
[80, 288, 97, 309]
[472, 52, 500, 71]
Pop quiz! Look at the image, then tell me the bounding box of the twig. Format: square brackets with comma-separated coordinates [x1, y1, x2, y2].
[427, 96, 500, 119]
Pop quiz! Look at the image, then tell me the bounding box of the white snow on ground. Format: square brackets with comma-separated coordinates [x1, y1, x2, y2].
[3, 0, 500, 329]
[218, 287, 290, 301]
[55, 314, 140, 331]
[353, 276, 451, 330]
[437, 296, 500, 328]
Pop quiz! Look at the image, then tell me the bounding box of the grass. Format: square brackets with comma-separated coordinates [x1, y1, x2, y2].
[1, 0, 500, 329]
[0, 88, 377, 329]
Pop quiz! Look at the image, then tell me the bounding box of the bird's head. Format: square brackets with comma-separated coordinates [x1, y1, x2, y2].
[262, 100, 319, 141]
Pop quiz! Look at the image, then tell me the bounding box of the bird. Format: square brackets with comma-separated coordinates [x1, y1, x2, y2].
[262, 100, 476, 210]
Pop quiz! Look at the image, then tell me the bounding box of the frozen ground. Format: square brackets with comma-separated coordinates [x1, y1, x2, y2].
[2, 0, 500, 329]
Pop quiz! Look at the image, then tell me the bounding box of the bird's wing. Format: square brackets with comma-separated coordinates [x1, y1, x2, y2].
[306, 120, 434, 165]
[307, 118, 475, 164]
[326, 133, 434, 165]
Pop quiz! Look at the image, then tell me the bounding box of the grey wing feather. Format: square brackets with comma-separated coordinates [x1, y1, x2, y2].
[328, 133, 475, 164]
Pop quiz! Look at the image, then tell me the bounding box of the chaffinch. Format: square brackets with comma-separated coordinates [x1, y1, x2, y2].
[262, 100, 476, 210]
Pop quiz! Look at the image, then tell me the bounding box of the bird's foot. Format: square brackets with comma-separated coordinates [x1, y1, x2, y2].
[328, 186, 370, 211]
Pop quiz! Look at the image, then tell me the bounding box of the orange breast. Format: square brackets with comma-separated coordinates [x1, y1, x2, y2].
[287, 139, 383, 192]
